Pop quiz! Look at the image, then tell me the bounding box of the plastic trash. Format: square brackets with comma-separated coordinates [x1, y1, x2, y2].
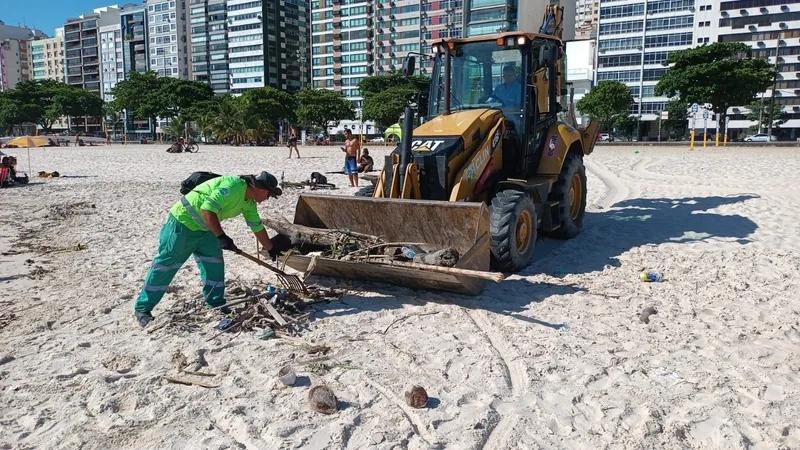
[255, 327, 274, 340]
[214, 318, 235, 330]
[401, 246, 417, 259]
[278, 365, 296, 386]
[640, 271, 663, 282]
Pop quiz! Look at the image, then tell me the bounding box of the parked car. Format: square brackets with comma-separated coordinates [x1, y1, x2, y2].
[370, 137, 385, 143]
[598, 132, 614, 142]
[744, 133, 777, 142]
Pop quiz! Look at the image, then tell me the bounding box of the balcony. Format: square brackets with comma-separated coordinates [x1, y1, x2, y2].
[84, 67, 99, 75]
[67, 75, 83, 84]
[85, 82, 101, 91]
[67, 67, 82, 75]
[66, 58, 83, 68]
[82, 20, 98, 29]
[82, 38, 98, 47]
[83, 48, 98, 57]
[66, 41, 82, 51]
[66, 49, 82, 58]
[65, 23, 81, 32]
[65, 32, 81, 42]
[83, 75, 100, 82]
[83, 57, 99, 66]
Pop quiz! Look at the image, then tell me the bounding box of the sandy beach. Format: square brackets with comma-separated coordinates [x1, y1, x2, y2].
[1, 143, 798, 449]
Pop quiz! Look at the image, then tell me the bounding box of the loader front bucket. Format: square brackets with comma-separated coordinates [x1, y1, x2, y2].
[281, 194, 491, 295]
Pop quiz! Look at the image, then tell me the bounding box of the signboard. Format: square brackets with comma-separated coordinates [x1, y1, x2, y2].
[691, 103, 699, 113]
[703, 111, 709, 119]
[660, 111, 669, 120]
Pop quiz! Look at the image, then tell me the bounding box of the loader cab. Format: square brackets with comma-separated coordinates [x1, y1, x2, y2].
[426, 34, 562, 177]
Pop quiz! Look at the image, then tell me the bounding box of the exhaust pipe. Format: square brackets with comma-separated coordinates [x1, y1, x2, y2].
[399, 106, 415, 191]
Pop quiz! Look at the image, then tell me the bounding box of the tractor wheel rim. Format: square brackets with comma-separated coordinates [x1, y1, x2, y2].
[515, 210, 533, 254]
[569, 174, 582, 220]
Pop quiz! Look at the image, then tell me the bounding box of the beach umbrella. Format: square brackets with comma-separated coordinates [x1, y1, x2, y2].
[6, 136, 47, 176]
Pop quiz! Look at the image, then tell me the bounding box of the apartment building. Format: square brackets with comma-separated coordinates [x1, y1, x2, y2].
[99, 24, 125, 104]
[188, 0, 229, 93]
[29, 28, 65, 82]
[575, 0, 599, 39]
[595, 0, 697, 136]
[146, 0, 187, 79]
[712, 0, 800, 139]
[0, 21, 47, 91]
[465, 0, 516, 36]
[262, 0, 310, 93]
[64, 6, 121, 133]
[227, 0, 265, 93]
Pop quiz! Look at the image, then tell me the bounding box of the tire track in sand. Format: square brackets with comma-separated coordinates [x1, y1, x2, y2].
[462, 308, 528, 450]
[585, 158, 636, 209]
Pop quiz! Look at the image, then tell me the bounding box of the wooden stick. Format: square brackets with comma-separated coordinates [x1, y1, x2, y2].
[266, 303, 288, 327]
[180, 370, 217, 377]
[164, 377, 219, 388]
[370, 260, 504, 282]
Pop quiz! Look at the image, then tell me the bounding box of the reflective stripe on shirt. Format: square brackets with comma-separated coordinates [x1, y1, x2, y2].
[180, 196, 210, 231]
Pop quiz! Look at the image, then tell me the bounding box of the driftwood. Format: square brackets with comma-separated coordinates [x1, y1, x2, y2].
[262, 215, 381, 247]
[369, 260, 505, 282]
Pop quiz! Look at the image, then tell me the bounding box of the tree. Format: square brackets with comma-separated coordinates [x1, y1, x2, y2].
[159, 77, 214, 119]
[746, 98, 785, 133]
[111, 72, 164, 129]
[2, 80, 103, 132]
[614, 115, 639, 141]
[241, 87, 296, 126]
[362, 87, 420, 130]
[209, 96, 274, 145]
[655, 42, 775, 137]
[662, 99, 688, 139]
[295, 88, 355, 132]
[0, 95, 20, 134]
[576, 81, 633, 131]
[360, 72, 430, 129]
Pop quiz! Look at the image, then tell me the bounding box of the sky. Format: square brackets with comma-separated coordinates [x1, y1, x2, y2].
[2, 0, 116, 37]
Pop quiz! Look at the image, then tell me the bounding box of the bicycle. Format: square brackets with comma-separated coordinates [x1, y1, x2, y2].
[182, 139, 199, 153]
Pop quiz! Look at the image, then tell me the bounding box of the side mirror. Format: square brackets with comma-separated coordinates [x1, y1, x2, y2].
[402, 55, 416, 76]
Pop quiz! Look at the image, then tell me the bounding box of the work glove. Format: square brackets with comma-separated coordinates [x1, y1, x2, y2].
[217, 234, 239, 253]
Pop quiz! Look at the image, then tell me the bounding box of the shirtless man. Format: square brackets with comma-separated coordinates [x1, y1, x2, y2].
[341, 129, 361, 187]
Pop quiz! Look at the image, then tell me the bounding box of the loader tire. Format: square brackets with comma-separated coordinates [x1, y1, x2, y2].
[354, 184, 375, 197]
[490, 190, 537, 272]
[547, 152, 587, 239]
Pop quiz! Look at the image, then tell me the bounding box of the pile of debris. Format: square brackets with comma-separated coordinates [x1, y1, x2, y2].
[156, 282, 344, 338]
[265, 215, 460, 268]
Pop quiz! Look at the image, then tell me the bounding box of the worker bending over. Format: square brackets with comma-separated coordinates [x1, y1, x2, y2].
[134, 171, 283, 328]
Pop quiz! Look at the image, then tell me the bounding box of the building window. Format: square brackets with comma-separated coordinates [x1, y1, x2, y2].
[646, 15, 693, 31]
[599, 3, 645, 19]
[597, 70, 640, 82]
[645, 32, 693, 48]
[599, 37, 643, 52]
[599, 20, 644, 36]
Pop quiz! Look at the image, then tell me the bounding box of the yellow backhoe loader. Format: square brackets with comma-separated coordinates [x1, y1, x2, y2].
[278, 6, 599, 295]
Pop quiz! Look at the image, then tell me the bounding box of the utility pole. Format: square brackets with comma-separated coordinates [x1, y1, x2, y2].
[766, 32, 783, 140]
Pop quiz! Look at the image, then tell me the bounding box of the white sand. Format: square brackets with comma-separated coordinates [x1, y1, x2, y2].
[1, 143, 799, 449]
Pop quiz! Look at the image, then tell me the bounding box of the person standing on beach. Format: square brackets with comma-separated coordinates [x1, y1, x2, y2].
[287, 126, 300, 158]
[341, 129, 361, 187]
[133, 171, 283, 328]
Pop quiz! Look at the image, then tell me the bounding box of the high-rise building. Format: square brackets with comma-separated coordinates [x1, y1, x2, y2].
[575, 0, 599, 39]
[121, 4, 149, 76]
[188, 0, 229, 93]
[29, 28, 65, 82]
[465, 0, 515, 36]
[99, 23, 124, 104]
[64, 6, 121, 133]
[714, 0, 800, 139]
[146, 0, 187, 79]
[227, 0, 265, 93]
[595, 0, 696, 135]
[0, 21, 47, 91]
[262, 0, 310, 93]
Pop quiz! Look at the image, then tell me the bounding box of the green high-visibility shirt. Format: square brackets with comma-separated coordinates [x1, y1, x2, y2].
[170, 175, 265, 233]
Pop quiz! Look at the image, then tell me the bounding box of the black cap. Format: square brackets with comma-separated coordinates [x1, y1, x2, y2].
[251, 171, 282, 197]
